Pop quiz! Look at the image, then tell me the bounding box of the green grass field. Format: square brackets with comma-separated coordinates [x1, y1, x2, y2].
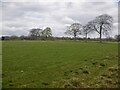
[2, 41, 118, 88]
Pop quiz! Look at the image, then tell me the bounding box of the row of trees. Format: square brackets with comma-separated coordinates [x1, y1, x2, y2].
[29, 14, 114, 42]
[2, 14, 119, 42]
[1, 35, 119, 41]
[65, 14, 113, 42]
[29, 27, 52, 39]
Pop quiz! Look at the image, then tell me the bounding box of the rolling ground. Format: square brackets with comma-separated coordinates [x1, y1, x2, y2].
[2, 41, 119, 88]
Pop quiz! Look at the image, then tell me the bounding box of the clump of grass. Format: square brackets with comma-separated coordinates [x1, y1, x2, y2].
[92, 62, 97, 65]
[95, 84, 100, 87]
[9, 83, 14, 87]
[52, 77, 83, 88]
[64, 83, 71, 88]
[100, 76, 104, 80]
[42, 82, 49, 86]
[9, 80, 12, 83]
[108, 67, 118, 72]
[101, 74, 107, 77]
[82, 70, 89, 74]
[84, 66, 87, 68]
[31, 80, 34, 83]
[107, 75, 111, 79]
[75, 71, 79, 74]
[20, 70, 24, 73]
[105, 79, 113, 84]
[92, 62, 96, 65]
[104, 56, 110, 59]
[69, 77, 81, 88]
[8, 80, 14, 87]
[2, 73, 5, 77]
[64, 72, 68, 76]
[21, 84, 27, 88]
[100, 63, 106, 67]
[79, 67, 83, 70]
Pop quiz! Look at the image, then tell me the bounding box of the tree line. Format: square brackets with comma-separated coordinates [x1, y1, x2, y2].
[29, 27, 52, 40]
[1, 14, 120, 42]
[65, 14, 113, 42]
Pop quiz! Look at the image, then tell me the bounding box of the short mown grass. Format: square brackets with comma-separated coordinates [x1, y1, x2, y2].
[2, 41, 118, 88]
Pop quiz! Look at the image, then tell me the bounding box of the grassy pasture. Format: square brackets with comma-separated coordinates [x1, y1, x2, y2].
[2, 41, 118, 88]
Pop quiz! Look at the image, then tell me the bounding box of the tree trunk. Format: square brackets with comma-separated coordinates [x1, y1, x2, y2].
[74, 31, 77, 41]
[99, 24, 103, 42]
[74, 35, 76, 40]
[100, 30, 102, 42]
[85, 33, 87, 42]
[86, 33, 87, 39]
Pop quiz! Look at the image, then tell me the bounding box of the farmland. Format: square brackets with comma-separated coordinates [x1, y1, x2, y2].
[2, 41, 118, 88]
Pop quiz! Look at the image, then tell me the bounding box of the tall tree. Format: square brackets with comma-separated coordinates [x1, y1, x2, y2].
[92, 14, 113, 42]
[83, 21, 94, 39]
[65, 23, 82, 39]
[115, 35, 120, 42]
[42, 27, 52, 38]
[29, 28, 42, 39]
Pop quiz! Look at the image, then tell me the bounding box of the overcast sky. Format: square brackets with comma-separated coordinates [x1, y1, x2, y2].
[1, 0, 119, 38]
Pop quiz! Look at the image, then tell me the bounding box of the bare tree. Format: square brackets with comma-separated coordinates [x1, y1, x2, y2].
[65, 23, 82, 39]
[115, 35, 120, 42]
[83, 21, 94, 39]
[29, 28, 42, 39]
[92, 14, 113, 42]
[42, 27, 52, 38]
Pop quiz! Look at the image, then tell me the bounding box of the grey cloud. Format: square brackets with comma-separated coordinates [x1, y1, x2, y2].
[2, 1, 118, 37]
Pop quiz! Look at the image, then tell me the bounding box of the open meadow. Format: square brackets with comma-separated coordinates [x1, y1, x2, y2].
[2, 41, 118, 88]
